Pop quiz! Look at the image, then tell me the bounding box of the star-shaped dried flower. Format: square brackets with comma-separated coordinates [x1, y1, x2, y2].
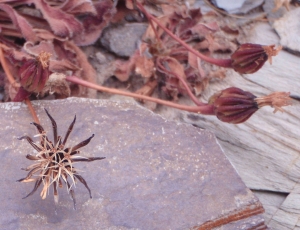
[18, 109, 105, 209]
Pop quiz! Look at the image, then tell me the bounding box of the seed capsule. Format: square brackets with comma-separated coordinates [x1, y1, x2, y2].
[209, 87, 258, 124]
[231, 43, 281, 74]
[19, 51, 51, 93]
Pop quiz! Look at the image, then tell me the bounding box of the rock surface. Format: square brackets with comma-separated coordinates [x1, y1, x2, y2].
[100, 23, 148, 57]
[212, 0, 264, 13]
[0, 98, 263, 229]
[273, 8, 300, 54]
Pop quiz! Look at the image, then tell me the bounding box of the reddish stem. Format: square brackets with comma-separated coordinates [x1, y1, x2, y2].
[0, 44, 41, 124]
[66, 75, 215, 115]
[0, 45, 16, 85]
[136, 2, 232, 68]
[25, 99, 40, 124]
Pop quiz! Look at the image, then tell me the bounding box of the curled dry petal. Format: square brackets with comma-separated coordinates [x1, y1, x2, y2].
[255, 92, 292, 113]
[209, 87, 258, 124]
[231, 43, 282, 74]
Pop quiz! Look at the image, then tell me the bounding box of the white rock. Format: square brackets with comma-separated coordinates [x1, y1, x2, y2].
[212, 0, 246, 12]
[273, 8, 300, 53]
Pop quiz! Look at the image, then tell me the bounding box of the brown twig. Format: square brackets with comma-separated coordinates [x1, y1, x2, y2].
[0, 44, 40, 124]
[24, 99, 40, 124]
[66, 75, 215, 115]
[148, 16, 162, 44]
[0, 44, 16, 85]
[136, 2, 233, 68]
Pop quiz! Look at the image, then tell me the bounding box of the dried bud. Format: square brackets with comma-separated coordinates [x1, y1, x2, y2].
[19, 51, 51, 93]
[231, 43, 282, 74]
[255, 92, 292, 113]
[209, 87, 258, 124]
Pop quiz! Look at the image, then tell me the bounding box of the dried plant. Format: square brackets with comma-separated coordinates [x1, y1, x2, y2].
[114, 3, 282, 106]
[18, 109, 105, 209]
[0, 0, 116, 101]
[0, 1, 295, 126]
[208, 87, 292, 124]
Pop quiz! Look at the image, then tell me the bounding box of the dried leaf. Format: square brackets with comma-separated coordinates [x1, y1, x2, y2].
[135, 56, 154, 78]
[73, 0, 116, 46]
[188, 51, 206, 77]
[114, 59, 135, 82]
[64, 41, 97, 98]
[60, 0, 97, 15]
[33, 0, 83, 37]
[0, 3, 38, 42]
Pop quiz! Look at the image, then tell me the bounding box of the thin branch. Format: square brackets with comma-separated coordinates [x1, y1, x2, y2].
[136, 2, 233, 68]
[66, 76, 215, 115]
[148, 15, 161, 44]
[25, 99, 40, 124]
[0, 44, 16, 85]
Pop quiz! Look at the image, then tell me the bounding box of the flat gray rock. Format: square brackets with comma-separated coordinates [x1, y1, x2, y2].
[100, 23, 148, 57]
[0, 98, 263, 229]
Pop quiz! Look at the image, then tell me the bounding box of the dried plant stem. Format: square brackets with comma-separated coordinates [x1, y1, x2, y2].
[24, 99, 40, 124]
[136, 2, 232, 68]
[0, 45, 16, 85]
[148, 17, 161, 44]
[0, 43, 40, 124]
[66, 76, 215, 115]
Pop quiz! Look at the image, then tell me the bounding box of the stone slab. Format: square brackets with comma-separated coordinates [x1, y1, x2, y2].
[0, 98, 263, 229]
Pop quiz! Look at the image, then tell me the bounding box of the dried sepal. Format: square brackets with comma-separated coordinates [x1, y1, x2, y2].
[18, 109, 105, 209]
[255, 92, 292, 113]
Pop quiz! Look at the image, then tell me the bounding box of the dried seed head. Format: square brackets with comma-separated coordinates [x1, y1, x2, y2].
[209, 87, 258, 124]
[19, 51, 51, 93]
[255, 92, 292, 113]
[231, 43, 282, 74]
[18, 109, 105, 209]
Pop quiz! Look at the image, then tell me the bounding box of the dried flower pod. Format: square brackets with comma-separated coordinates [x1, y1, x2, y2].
[19, 51, 51, 93]
[209, 87, 258, 124]
[18, 109, 105, 209]
[231, 43, 282, 74]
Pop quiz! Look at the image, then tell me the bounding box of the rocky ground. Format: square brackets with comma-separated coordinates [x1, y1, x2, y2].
[86, 1, 300, 229]
[1, 0, 300, 229]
